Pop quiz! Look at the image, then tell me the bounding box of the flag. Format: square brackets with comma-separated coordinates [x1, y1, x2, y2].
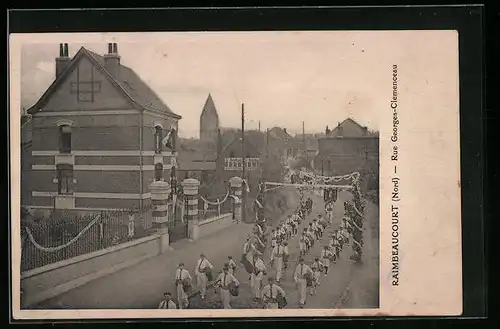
[255, 199, 264, 209]
[242, 179, 250, 193]
[161, 127, 177, 150]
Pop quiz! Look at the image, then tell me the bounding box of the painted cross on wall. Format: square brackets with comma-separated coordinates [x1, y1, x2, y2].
[70, 62, 101, 102]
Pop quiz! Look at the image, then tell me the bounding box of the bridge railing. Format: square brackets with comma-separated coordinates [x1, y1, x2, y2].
[20, 206, 155, 272]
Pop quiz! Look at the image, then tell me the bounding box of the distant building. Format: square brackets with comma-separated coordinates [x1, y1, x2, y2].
[22, 43, 181, 213]
[199, 94, 219, 146]
[314, 118, 379, 177]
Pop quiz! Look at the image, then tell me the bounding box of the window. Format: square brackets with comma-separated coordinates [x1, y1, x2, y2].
[70, 64, 101, 103]
[154, 163, 163, 181]
[155, 126, 162, 154]
[59, 125, 72, 153]
[57, 164, 74, 195]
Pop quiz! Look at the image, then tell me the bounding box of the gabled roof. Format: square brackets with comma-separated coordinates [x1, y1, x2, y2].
[268, 127, 292, 140]
[28, 47, 181, 119]
[201, 94, 219, 117]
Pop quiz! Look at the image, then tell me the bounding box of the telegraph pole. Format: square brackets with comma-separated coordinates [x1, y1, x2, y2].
[241, 103, 246, 223]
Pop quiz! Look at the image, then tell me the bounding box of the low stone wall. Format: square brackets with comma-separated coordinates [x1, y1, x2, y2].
[21, 230, 169, 308]
[192, 213, 234, 240]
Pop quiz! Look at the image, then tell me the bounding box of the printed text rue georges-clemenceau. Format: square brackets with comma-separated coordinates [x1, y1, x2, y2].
[390, 64, 400, 286]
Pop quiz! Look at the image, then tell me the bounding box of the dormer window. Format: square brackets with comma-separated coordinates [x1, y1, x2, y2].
[155, 126, 162, 154]
[59, 125, 72, 153]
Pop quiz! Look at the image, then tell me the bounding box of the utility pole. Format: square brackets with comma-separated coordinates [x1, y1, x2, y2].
[302, 121, 308, 163]
[241, 103, 246, 223]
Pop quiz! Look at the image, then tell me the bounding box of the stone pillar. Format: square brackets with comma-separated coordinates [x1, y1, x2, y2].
[149, 180, 171, 254]
[229, 176, 243, 223]
[181, 178, 200, 240]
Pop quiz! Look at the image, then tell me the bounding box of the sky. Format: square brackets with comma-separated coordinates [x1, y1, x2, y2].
[18, 31, 418, 138]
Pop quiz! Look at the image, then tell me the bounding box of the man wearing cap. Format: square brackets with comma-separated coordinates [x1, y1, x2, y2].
[250, 254, 267, 301]
[321, 245, 334, 274]
[325, 201, 334, 225]
[294, 257, 313, 308]
[228, 256, 238, 275]
[270, 241, 287, 283]
[261, 276, 286, 309]
[299, 232, 307, 257]
[194, 253, 214, 300]
[215, 263, 240, 309]
[174, 262, 192, 309]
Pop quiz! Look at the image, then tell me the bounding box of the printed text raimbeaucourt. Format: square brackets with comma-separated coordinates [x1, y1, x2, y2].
[390, 64, 400, 286]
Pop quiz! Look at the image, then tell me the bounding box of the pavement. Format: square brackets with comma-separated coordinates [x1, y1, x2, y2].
[31, 189, 379, 310]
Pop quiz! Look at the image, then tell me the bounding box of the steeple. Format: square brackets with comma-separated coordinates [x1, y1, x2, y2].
[200, 93, 220, 144]
[201, 93, 219, 119]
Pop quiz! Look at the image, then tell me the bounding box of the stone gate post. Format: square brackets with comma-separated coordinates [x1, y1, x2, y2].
[181, 178, 200, 240]
[229, 176, 243, 223]
[148, 180, 171, 253]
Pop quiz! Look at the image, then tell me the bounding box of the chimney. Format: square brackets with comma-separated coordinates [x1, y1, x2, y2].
[104, 42, 120, 77]
[55, 43, 70, 78]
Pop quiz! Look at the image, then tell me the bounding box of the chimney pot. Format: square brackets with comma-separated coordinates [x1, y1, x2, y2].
[108, 43, 113, 54]
[59, 44, 64, 57]
[113, 43, 118, 53]
[64, 43, 68, 57]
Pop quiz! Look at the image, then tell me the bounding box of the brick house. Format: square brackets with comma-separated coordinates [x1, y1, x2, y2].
[314, 118, 379, 177]
[23, 43, 181, 213]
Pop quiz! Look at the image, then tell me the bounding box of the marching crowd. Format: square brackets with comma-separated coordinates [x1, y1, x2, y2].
[158, 193, 354, 310]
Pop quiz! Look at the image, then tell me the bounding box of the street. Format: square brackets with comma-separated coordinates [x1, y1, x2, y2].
[190, 189, 379, 309]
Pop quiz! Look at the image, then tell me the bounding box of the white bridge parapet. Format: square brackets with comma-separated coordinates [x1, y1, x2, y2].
[264, 182, 354, 190]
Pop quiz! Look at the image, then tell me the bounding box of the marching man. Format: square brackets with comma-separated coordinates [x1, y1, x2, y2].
[310, 257, 325, 295]
[194, 253, 214, 300]
[270, 241, 288, 283]
[215, 264, 240, 309]
[251, 254, 267, 301]
[294, 257, 314, 308]
[174, 262, 192, 309]
[321, 245, 334, 274]
[261, 276, 287, 309]
[299, 233, 307, 257]
[227, 256, 238, 275]
[325, 202, 334, 225]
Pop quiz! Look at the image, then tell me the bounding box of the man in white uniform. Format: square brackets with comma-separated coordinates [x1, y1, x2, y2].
[270, 241, 287, 282]
[325, 202, 334, 225]
[250, 254, 267, 300]
[194, 253, 214, 300]
[215, 264, 240, 309]
[261, 277, 286, 309]
[174, 262, 192, 309]
[294, 257, 313, 308]
[321, 245, 334, 274]
[228, 256, 237, 275]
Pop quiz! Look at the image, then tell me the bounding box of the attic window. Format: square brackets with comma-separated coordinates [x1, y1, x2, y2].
[70, 64, 101, 103]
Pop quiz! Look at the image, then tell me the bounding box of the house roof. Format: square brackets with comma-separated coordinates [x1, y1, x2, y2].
[221, 135, 261, 157]
[268, 127, 292, 140]
[28, 47, 181, 119]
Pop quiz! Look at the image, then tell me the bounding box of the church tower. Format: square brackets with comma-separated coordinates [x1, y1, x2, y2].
[200, 93, 220, 145]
